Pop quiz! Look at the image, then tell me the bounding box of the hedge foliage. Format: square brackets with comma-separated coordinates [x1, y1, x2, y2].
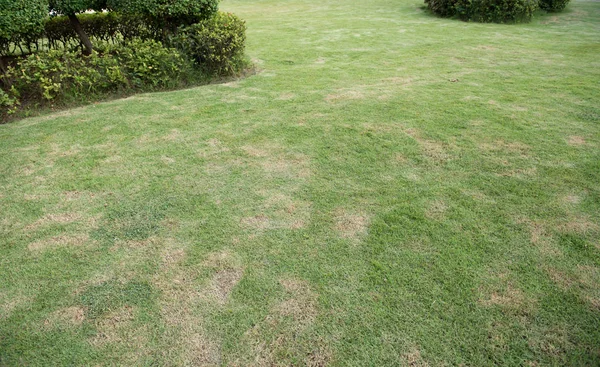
[173, 12, 247, 75]
[0, 0, 48, 55]
[425, 0, 558, 23]
[538, 0, 570, 11]
[1, 39, 196, 117]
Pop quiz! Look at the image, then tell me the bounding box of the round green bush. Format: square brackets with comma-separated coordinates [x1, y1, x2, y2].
[538, 0, 570, 12]
[173, 12, 247, 76]
[425, 0, 538, 23]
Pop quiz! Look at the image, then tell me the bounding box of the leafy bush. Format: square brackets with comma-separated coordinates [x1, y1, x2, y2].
[1, 39, 196, 115]
[0, 88, 19, 117]
[425, 0, 538, 23]
[101, 39, 194, 88]
[173, 12, 247, 75]
[107, 0, 219, 32]
[0, 0, 47, 56]
[538, 0, 570, 12]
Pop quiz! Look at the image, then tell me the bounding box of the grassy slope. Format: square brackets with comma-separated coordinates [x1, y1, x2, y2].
[1, 0, 599, 365]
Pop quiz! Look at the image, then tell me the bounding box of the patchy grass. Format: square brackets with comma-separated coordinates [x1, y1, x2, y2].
[1, 0, 600, 365]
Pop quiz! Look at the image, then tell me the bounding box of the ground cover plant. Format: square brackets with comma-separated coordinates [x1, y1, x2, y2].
[0, 0, 599, 365]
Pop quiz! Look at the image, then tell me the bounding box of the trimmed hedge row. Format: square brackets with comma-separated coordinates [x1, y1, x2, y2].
[425, 0, 570, 23]
[1, 12, 248, 120]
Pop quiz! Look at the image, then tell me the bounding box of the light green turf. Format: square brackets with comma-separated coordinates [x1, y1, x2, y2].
[1, 0, 599, 365]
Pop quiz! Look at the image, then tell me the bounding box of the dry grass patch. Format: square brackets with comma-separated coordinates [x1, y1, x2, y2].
[425, 200, 447, 221]
[25, 212, 82, 231]
[479, 140, 531, 156]
[558, 215, 599, 234]
[325, 90, 365, 102]
[404, 128, 450, 162]
[567, 135, 586, 146]
[275, 279, 318, 326]
[206, 268, 244, 305]
[241, 278, 321, 366]
[45, 306, 86, 328]
[241, 214, 271, 230]
[401, 348, 429, 367]
[334, 208, 369, 240]
[28, 234, 89, 251]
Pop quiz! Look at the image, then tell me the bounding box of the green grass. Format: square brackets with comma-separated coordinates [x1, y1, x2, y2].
[1, 0, 599, 365]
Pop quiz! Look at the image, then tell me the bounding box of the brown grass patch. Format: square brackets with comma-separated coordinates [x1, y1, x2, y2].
[45, 306, 86, 327]
[402, 348, 429, 367]
[404, 128, 450, 162]
[90, 305, 135, 346]
[28, 234, 89, 251]
[241, 214, 271, 230]
[480, 284, 526, 308]
[546, 267, 575, 290]
[277, 93, 295, 100]
[275, 279, 318, 326]
[334, 209, 369, 240]
[479, 140, 531, 155]
[563, 194, 581, 204]
[497, 167, 537, 178]
[567, 135, 586, 146]
[207, 269, 244, 305]
[25, 212, 81, 231]
[325, 90, 365, 102]
[559, 216, 599, 234]
[425, 200, 447, 220]
[242, 145, 270, 158]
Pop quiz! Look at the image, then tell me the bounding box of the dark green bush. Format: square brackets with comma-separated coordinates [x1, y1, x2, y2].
[538, 0, 570, 12]
[172, 12, 247, 75]
[1, 39, 196, 116]
[425, 0, 538, 23]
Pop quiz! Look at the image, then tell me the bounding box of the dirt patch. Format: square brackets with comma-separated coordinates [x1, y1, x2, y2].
[334, 209, 369, 240]
[28, 234, 89, 251]
[567, 136, 586, 146]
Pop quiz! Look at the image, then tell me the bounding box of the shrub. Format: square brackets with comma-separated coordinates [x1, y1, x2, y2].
[538, 0, 570, 12]
[0, 0, 47, 56]
[425, 0, 538, 23]
[173, 12, 247, 75]
[107, 0, 219, 33]
[1, 39, 196, 115]
[101, 39, 194, 88]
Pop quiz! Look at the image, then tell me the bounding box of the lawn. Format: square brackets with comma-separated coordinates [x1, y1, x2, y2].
[1, 0, 599, 365]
